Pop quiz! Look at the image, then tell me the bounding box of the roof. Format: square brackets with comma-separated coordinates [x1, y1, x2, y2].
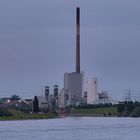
[93, 98, 119, 105]
[36, 96, 47, 103]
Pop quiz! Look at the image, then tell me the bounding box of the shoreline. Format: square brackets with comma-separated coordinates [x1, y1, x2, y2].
[1, 113, 138, 121]
[0, 113, 115, 121]
[68, 114, 114, 117]
[0, 113, 58, 121]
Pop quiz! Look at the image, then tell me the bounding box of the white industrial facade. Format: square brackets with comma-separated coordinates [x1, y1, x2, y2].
[93, 91, 119, 105]
[36, 96, 48, 111]
[64, 72, 84, 106]
[58, 88, 66, 108]
[87, 77, 97, 104]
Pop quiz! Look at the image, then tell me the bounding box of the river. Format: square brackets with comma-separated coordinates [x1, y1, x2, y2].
[0, 117, 140, 140]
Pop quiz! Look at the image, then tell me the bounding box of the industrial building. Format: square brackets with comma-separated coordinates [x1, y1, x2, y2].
[87, 77, 97, 104]
[91, 91, 118, 105]
[58, 88, 66, 108]
[45, 86, 49, 102]
[64, 72, 84, 106]
[63, 7, 84, 106]
[35, 96, 48, 112]
[53, 85, 59, 106]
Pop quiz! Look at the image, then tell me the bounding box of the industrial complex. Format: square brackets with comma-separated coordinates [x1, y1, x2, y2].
[0, 7, 119, 113]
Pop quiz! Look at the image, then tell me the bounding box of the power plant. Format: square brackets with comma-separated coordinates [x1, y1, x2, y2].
[64, 7, 84, 106]
[44, 7, 118, 108]
[0, 7, 118, 112]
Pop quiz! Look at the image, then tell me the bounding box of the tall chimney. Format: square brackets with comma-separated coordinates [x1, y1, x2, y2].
[76, 7, 80, 73]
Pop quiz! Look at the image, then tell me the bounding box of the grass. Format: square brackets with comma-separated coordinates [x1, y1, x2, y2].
[0, 109, 57, 121]
[70, 106, 118, 116]
[0, 106, 119, 120]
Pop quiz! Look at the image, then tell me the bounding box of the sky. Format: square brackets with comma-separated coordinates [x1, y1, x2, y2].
[0, 0, 140, 100]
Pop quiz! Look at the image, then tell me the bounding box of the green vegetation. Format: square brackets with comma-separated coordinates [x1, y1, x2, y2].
[0, 109, 12, 117]
[70, 106, 117, 116]
[70, 102, 140, 117]
[1, 101, 140, 120]
[117, 101, 140, 117]
[0, 109, 57, 121]
[130, 107, 140, 117]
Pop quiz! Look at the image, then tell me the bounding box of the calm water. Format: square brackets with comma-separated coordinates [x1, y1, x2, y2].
[0, 117, 140, 140]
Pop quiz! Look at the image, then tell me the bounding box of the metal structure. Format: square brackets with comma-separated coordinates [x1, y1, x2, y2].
[53, 85, 59, 106]
[54, 85, 58, 97]
[124, 89, 135, 102]
[45, 86, 49, 101]
[89, 91, 118, 105]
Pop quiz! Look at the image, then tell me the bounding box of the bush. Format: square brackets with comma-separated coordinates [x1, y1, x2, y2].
[0, 110, 12, 117]
[117, 104, 125, 113]
[108, 112, 112, 116]
[130, 107, 140, 117]
[126, 102, 135, 113]
[122, 111, 129, 117]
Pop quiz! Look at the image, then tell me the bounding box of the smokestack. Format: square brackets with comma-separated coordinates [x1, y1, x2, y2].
[76, 7, 80, 73]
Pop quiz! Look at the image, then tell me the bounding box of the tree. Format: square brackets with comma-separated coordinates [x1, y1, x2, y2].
[0, 110, 12, 117]
[117, 104, 125, 113]
[130, 107, 140, 117]
[126, 102, 135, 113]
[33, 96, 39, 113]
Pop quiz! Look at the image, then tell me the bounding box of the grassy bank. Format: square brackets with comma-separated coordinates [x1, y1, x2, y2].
[69, 106, 118, 117]
[0, 109, 57, 121]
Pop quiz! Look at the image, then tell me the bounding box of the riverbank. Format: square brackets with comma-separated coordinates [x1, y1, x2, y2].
[69, 106, 118, 117]
[69, 104, 140, 117]
[0, 109, 57, 121]
[1, 102, 140, 120]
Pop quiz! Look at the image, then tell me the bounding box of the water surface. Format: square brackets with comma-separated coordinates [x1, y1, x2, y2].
[0, 117, 140, 140]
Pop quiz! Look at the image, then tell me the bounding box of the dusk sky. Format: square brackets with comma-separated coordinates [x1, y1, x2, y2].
[0, 0, 140, 100]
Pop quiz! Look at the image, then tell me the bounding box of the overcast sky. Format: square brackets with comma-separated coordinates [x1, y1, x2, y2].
[0, 0, 140, 100]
